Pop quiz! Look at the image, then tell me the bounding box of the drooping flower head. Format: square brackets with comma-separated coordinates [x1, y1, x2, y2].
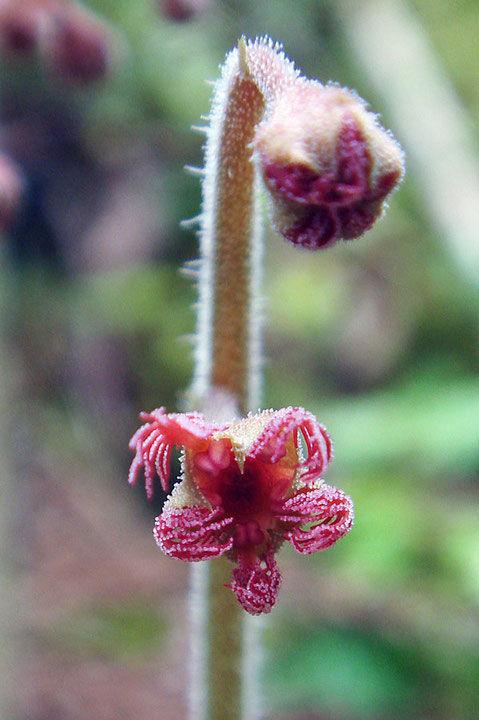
[255, 83, 405, 250]
[129, 406, 353, 615]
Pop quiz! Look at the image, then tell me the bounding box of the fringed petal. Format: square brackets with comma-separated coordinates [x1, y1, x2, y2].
[128, 407, 218, 497]
[128, 422, 166, 497]
[140, 408, 222, 448]
[248, 406, 333, 481]
[228, 551, 282, 615]
[154, 506, 235, 561]
[278, 483, 354, 553]
[298, 414, 334, 482]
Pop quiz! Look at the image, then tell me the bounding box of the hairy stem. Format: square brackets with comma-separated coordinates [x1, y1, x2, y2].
[199, 46, 263, 720]
[189, 39, 273, 720]
[210, 65, 264, 412]
[189, 37, 300, 720]
[208, 558, 243, 720]
[192, 40, 267, 415]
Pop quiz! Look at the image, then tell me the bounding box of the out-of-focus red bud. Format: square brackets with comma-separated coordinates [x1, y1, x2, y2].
[45, 9, 110, 84]
[159, 0, 210, 22]
[0, 4, 39, 54]
[0, 154, 23, 231]
[255, 84, 405, 250]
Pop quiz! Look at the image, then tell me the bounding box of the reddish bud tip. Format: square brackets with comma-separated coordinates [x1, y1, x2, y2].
[255, 84, 405, 250]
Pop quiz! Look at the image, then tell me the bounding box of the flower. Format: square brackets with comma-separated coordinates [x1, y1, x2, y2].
[129, 406, 354, 615]
[254, 83, 405, 250]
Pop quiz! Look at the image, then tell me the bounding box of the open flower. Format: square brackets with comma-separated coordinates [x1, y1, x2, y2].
[129, 406, 353, 615]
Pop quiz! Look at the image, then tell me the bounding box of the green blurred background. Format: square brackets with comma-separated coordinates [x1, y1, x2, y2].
[1, 1, 479, 718]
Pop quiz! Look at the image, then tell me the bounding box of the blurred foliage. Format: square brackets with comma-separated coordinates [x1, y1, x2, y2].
[45, 602, 166, 661]
[2, 1, 479, 719]
[267, 622, 418, 719]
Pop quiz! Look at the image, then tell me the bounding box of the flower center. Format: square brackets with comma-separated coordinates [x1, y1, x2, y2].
[220, 463, 265, 520]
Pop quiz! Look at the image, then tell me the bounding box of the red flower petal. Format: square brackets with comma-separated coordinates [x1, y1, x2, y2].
[278, 483, 354, 553]
[283, 206, 340, 250]
[154, 506, 234, 560]
[139, 408, 218, 449]
[228, 551, 282, 615]
[248, 406, 333, 481]
[263, 114, 369, 209]
[128, 408, 219, 497]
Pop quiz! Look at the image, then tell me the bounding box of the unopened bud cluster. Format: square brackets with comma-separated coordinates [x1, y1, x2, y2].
[0, 0, 113, 83]
[158, 0, 211, 22]
[255, 82, 405, 249]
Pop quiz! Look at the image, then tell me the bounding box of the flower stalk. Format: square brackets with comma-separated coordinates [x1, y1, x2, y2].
[189, 38, 301, 718]
[191, 38, 269, 720]
[193, 38, 265, 415]
[129, 35, 404, 720]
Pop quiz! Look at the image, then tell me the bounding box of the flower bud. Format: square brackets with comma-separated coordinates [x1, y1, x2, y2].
[159, 0, 210, 22]
[45, 8, 111, 84]
[255, 83, 405, 250]
[0, 5, 39, 54]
